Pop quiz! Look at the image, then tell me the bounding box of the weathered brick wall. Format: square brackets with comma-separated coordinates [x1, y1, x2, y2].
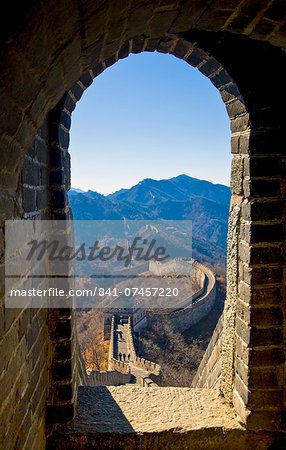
[187, 33, 286, 432]
[0, 122, 50, 449]
[47, 104, 78, 433]
[192, 314, 223, 388]
[0, 117, 78, 447]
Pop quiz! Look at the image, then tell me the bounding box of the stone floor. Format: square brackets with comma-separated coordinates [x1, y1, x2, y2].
[48, 386, 278, 449]
[47, 384, 280, 450]
[67, 386, 242, 433]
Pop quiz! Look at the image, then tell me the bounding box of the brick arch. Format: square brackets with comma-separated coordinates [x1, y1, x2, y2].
[0, 1, 285, 446]
[47, 37, 248, 427]
[47, 32, 285, 433]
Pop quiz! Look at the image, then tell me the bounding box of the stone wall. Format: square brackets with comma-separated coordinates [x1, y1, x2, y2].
[0, 123, 50, 449]
[149, 259, 200, 278]
[107, 316, 115, 368]
[149, 259, 206, 310]
[106, 315, 161, 384]
[78, 341, 88, 386]
[79, 316, 131, 384]
[108, 358, 130, 375]
[46, 107, 79, 431]
[192, 315, 223, 388]
[133, 308, 148, 334]
[104, 305, 147, 338]
[149, 259, 204, 284]
[149, 258, 210, 303]
[0, 120, 78, 445]
[148, 260, 218, 369]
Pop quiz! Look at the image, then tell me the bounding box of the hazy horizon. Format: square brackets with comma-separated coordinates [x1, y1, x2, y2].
[70, 173, 230, 197]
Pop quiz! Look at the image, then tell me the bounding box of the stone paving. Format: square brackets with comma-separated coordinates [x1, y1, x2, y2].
[65, 386, 243, 434]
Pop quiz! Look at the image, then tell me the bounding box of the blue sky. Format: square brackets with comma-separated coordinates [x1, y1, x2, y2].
[69, 52, 231, 195]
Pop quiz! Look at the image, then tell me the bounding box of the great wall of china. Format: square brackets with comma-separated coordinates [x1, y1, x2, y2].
[79, 259, 217, 387]
[79, 315, 161, 387]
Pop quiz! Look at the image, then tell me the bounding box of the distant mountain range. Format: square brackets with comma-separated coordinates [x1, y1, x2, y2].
[69, 175, 231, 264]
[107, 175, 230, 205]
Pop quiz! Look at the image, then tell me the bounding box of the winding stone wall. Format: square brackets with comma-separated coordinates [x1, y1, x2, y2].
[149, 259, 204, 281]
[149, 260, 217, 333]
[169, 281, 216, 333]
[78, 337, 131, 386]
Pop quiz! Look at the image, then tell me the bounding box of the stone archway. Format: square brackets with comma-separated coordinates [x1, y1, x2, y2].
[0, 1, 285, 447]
[46, 32, 285, 432]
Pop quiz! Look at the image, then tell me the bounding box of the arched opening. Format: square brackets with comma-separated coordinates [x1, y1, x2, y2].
[68, 50, 231, 387]
[46, 36, 250, 423]
[45, 34, 285, 435]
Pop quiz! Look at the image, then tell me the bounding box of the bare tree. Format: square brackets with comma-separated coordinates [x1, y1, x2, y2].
[77, 308, 108, 371]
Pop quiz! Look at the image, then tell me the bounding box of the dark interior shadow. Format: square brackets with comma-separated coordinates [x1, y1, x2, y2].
[65, 386, 135, 433]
